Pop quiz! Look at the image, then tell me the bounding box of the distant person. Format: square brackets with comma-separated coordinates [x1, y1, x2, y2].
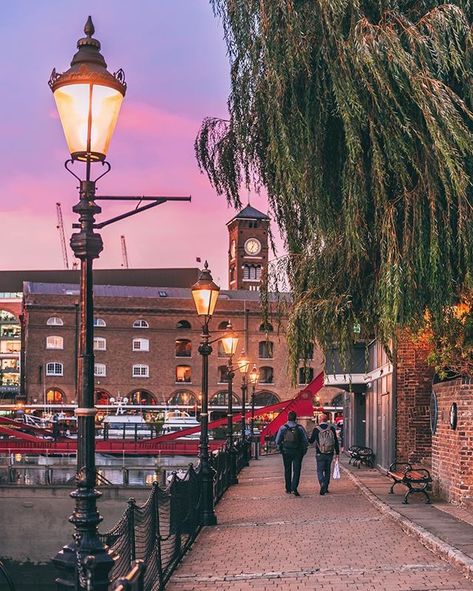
[52, 413, 60, 440]
[309, 413, 339, 495]
[275, 411, 308, 496]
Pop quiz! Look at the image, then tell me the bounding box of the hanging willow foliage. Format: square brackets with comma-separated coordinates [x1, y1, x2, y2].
[196, 0, 473, 378]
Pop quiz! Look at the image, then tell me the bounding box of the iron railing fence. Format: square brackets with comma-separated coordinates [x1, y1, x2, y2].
[97, 440, 249, 590]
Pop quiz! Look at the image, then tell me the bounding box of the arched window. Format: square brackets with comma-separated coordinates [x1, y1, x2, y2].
[175, 339, 192, 357]
[94, 318, 106, 327]
[132, 364, 149, 378]
[254, 391, 280, 406]
[210, 391, 240, 406]
[331, 393, 344, 407]
[133, 319, 149, 329]
[259, 366, 274, 384]
[46, 336, 64, 350]
[46, 388, 64, 403]
[298, 367, 314, 385]
[175, 365, 192, 383]
[168, 390, 197, 405]
[94, 363, 107, 377]
[258, 341, 274, 359]
[218, 365, 229, 383]
[95, 389, 111, 404]
[243, 264, 262, 280]
[46, 362, 63, 376]
[93, 337, 107, 351]
[47, 317, 63, 326]
[0, 310, 17, 322]
[218, 321, 230, 330]
[259, 322, 274, 332]
[128, 390, 156, 405]
[133, 338, 149, 352]
[176, 320, 191, 329]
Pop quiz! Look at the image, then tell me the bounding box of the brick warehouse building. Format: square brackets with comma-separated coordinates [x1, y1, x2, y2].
[19, 204, 335, 408]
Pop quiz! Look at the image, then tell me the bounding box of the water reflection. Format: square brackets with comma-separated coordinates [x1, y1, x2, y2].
[0, 453, 196, 486]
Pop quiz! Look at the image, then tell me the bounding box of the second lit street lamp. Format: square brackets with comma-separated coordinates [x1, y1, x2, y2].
[220, 323, 239, 485]
[50, 17, 189, 590]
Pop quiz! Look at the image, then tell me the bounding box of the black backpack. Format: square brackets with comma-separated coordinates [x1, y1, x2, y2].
[282, 424, 301, 449]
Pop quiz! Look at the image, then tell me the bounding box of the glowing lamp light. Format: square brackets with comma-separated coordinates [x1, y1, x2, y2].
[49, 16, 126, 162]
[249, 364, 259, 385]
[191, 261, 220, 319]
[237, 352, 250, 374]
[221, 322, 239, 357]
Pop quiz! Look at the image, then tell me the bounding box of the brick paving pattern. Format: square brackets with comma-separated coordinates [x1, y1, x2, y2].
[167, 454, 473, 590]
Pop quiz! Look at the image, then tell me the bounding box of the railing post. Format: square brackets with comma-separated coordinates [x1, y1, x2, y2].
[127, 498, 136, 564]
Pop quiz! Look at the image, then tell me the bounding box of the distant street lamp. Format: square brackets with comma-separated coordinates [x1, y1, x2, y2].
[249, 364, 259, 438]
[221, 322, 239, 485]
[237, 351, 250, 467]
[50, 17, 190, 588]
[192, 261, 220, 526]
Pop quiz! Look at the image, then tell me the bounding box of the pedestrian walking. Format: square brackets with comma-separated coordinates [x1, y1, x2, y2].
[308, 413, 339, 495]
[275, 410, 308, 496]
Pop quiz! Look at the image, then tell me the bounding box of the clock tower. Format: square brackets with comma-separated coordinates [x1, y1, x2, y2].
[227, 205, 270, 291]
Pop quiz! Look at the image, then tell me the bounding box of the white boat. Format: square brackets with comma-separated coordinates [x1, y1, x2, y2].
[102, 414, 151, 438]
[161, 410, 200, 439]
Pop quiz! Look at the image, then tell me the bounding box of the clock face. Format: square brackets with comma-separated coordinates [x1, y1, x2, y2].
[244, 238, 261, 255]
[230, 240, 236, 259]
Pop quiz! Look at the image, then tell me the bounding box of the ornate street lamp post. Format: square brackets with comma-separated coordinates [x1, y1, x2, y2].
[237, 352, 250, 467]
[249, 364, 259, 459]
[221, 323, 239, 485]
[50, 18, 189, 588]
[192, 262, 220, 526]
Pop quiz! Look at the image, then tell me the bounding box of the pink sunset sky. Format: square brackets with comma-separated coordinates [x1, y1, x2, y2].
[0, 1, 281, 288]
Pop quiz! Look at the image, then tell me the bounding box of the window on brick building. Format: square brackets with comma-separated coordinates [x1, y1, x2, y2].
[218, 321, 230, 330]
[210, 391, 240, 406]
[94, 363, 107, 377]
[259, 366, 274, 384]
[259, 322, 273, 332]
[46, 362, 63, 376]
[168, 390, 197, 406]
[243, 264, 261, 280]
[46, 388, 64, 403]
[93, 337, 107, 351]
[132, 364, 149, 378]
[175, 365, 192, 383]
[47, 316, 63, 326]
[218, 365, 229, 383]
[94, 318, 106, 327]
[176, 320, 191, 329]
[175, 339, 192, 357]
[254, 391, 279, 405]
[133, 338, 149, 352]
[133, 319, 149, 329]
[46, 336, 64, 350]
[258, 341, 274, 359]
[298, 367, 314, 385]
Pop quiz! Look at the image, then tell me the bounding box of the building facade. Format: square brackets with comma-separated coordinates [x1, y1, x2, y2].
[22, 282, 324, 407]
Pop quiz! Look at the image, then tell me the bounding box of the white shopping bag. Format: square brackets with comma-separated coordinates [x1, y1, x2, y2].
[332, 458, 341, 480]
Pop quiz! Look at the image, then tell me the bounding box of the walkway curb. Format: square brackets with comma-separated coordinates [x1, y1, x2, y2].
[342, 465, 473, 581]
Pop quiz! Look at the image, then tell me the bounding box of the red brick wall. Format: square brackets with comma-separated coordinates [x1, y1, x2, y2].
[395, 333, 434, 465]
[432, 380, 473, 504]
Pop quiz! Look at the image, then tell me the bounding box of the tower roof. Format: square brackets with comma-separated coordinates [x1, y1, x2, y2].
[227, 205, 270, 225]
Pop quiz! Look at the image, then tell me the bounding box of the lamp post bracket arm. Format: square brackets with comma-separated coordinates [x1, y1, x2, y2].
[95, 195, 192, 202]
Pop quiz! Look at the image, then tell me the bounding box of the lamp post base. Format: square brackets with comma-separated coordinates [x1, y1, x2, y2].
[54, 541, 115, 591]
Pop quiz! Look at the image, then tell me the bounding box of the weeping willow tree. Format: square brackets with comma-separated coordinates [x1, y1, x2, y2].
[196, 0, 473, 377]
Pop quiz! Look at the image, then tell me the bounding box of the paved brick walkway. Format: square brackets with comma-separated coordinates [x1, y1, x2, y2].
[167, 454, 473, 591]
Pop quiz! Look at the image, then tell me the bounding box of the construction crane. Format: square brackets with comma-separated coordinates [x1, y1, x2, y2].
[56, 203, 69, 270]
[121, 235, 129, 268]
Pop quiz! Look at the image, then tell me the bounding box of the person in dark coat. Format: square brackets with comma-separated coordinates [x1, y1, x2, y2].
[275, 411, 308, 496]
[308, 413, 339, 495]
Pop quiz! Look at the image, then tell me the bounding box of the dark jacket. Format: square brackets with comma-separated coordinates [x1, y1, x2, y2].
[275, 421, 308, 454]
[308, 422, 340, 455]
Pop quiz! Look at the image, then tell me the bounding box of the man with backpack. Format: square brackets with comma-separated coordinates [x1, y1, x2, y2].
[308, 413, 340, 495]
[275, 411, 308, 496]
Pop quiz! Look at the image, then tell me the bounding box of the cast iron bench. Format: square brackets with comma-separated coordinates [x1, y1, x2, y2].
[347, 445, 375, 468]
[387, 462, 432, 504]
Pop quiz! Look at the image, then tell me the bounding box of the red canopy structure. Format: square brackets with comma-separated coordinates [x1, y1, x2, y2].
[258, 371, 324, 444]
